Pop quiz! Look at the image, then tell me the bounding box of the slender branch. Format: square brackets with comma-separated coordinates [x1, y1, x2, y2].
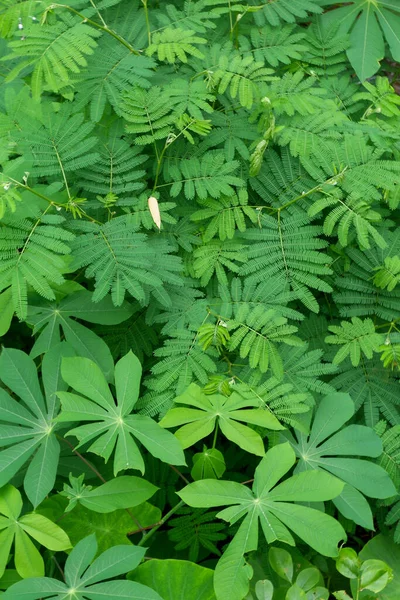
[58, 435, 106, 483]
[169, 464, 190, 485]
[47, 4, 140, 54]
[138, 500, 184, 547]
[57, 435, 145, 531]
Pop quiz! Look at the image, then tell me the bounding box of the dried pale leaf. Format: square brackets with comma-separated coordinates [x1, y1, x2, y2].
[148, 196, 161, 229]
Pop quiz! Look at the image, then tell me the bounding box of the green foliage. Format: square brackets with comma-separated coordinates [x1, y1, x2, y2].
[0, 484, 70, 579]
[57, 352, 186, 474]
[3, 533, 163, 600]
[320, 0, 400, 80]
[0, 2, 400, 599]
[160, 382, 284, 455]
[178, 442, 346, 600]
[284, 392, 396, 529]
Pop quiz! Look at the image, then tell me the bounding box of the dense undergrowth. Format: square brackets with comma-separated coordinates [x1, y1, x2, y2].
[0, 1, 400, 599]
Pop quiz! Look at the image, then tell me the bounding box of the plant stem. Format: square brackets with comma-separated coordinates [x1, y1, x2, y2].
[212, 422, 219, 449]
[141, 0, 151, 46]
[48, 4, 140, 54]
[138, 500, 184, 547]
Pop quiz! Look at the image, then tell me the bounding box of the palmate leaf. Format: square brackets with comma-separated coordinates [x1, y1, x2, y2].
[146, 28, 206, 64]
[283, 392, 396, 529]
[69, 215, 183, 307]
[27, 287, 131, 379]
[160, 382, 284, 456]
[0, 344, 73, 507]
[320, 0, 400, 80]
[73, 36, 155, 122]
[4, 534, 163, 600]
[0, 484, 70, 579]
[57, 352, 186, 475]
[241, 212, 332, 313]
[178, 443, 346, 600]
[2, 18, 101, 99]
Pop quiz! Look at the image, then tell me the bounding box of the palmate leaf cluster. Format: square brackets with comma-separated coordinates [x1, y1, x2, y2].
[0, 1, 400, 600]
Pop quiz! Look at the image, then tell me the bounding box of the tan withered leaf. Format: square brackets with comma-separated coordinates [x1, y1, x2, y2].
[148, 196, 161, 229]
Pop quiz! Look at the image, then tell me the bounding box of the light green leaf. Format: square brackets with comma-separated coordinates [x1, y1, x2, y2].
[132, 559, 217, 600]
[269, 547, 293, 582]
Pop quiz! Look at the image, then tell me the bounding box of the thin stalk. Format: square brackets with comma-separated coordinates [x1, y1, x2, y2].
[48, 4, 140, 54]
[57, 436, 144, 532]
[138, 500, 184, 547]
[141, 0, 152, 46]
[212, 422, 219, 449]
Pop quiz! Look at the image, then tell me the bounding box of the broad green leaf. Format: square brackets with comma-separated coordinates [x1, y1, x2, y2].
[18, 514, 71, 550]
[359, 535, 400, 600]
[359, 559, 393, 593]
[58, 354, 185, 474]
[268, 470, 343, 502]
[0, 347, 72, 507]
[0, 485, 70, 579]
[332, 484, 374, 530]
[269, 547, 293, 582]
[132, 559, 217, 600]
[64, 475, 158, 513]
[114, 351, 142, 415]
[287, 392, 395, 527]
[179, 444, 345, 600]
[60, 503, 162, 554]
[4, 534, 163, 600]
[0, 290, 13, 337]
[14, 529, 44, 579]
[253, 443, 296, 498]
[178, 480, 254, 508]
[255, 580, 274, 600]
[160, 384, 283, 456]
[81, 545, 146, 585]
[61, 357, 115, 411]
[347, 4, 384, 81]
[191, 448, 226, 480]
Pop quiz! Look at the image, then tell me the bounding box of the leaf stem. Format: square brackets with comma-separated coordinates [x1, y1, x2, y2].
[47, 4, 140, 54]
[138, 500, 184, 547]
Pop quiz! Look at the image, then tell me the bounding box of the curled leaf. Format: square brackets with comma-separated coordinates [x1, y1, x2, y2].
[148, 196, 161, 229]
